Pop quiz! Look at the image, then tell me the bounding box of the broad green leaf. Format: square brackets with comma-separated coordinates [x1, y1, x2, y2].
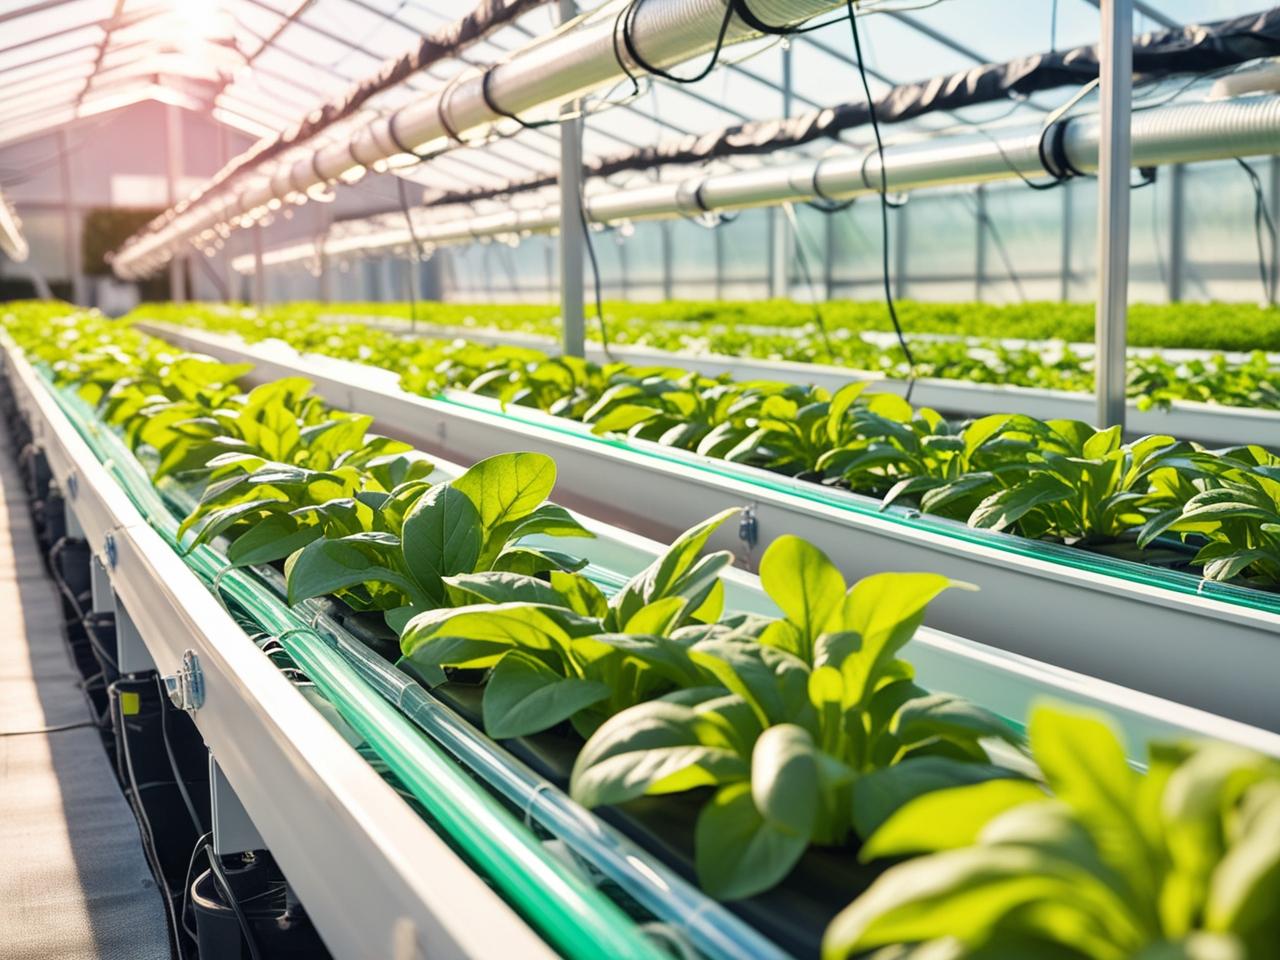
[695, 781, 809, 900]
[892, 692, 1024, 750]
[225, 513, 322, 566]
[481, 651, 610, 739]
[400, 602, 570, 659]
[285, 536, 419, 606]
[859, 775, 1047, 859]
[571, 700, 748, 808]
[550, 571, 609, 618]
[452, 451, 557, 532]
[751, 724, 821, 838]
[758, 535, 845, 661]
[842, 573, 965, 706]
[400, 483, 483, 602]
[969, 474, 1074, 532]
[444, 570, 564, 607]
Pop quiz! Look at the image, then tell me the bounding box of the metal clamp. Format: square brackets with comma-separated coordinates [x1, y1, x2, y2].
[65, 471, 78, 499]
[103, 531, 117, 568]
[737, 506, 758, 549]
[163, 649, 205, 712]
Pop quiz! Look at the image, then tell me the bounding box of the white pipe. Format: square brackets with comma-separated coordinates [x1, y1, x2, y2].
[1094, 0, 1133, 429]
[233, 94, 1280, 272]
[112, 0, 852, 279]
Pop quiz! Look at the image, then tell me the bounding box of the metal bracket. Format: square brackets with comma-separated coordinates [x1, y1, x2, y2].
[737, 505, 758, 549]
[163, 649, 205, 712]
[104, 531, 117, 568]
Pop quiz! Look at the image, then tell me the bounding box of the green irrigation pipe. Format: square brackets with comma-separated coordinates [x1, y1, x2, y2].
[37, 371, 666, 960]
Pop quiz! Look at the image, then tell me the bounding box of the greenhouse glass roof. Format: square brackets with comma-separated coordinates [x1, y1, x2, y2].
[1, 0, 1267, 207]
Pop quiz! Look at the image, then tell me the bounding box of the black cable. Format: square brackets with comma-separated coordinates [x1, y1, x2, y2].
[396, 176, 421, 332]
[180, 831, 214, 944]
[845, 0, 916, 396]
[0, 719, 97, 737]
[155, 674, 203, 836]
[1236, 156, 1278, 305]
[786, 205, 837, 362]
[614, 0, 736, 87]
[204, 841, 265, 960]
[577, 182, 613, 359]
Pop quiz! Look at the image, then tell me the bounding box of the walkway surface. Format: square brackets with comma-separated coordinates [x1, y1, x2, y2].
[0, 446, 171, 959]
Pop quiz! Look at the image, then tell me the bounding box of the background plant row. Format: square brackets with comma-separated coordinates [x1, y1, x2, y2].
[134, 304, 1280, 590]
[146, 301, 1280, 412]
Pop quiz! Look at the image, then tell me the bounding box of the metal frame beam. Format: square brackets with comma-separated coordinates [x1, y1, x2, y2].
[1094, 0, 1133, 428]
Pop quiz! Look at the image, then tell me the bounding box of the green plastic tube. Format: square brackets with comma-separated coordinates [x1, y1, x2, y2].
[40, 374, 667, 960]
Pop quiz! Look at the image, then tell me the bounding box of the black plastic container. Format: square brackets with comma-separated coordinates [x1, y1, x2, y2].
[190, 851, 330, 959]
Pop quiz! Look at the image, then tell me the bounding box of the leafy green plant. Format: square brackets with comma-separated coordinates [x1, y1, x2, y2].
[284, 451, 593, 629]
[824, 705, 1280, 960]
[569, 535, 1024, 900]
[399, 509, 739, 739]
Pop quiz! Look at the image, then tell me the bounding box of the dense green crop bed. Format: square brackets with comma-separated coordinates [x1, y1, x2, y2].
[132, 303, 1280, 589]
[331, 298, 1280, 353]
[219, 300, 1280, 412]
[5, 299, 1279, 960]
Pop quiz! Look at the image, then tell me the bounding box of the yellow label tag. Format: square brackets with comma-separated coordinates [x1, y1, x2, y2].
[120, 691, 141, 716]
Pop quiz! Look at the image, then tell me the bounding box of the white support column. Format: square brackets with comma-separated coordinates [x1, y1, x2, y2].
[557, 0, 586, 357]
[1094, 0, 1133, 428]
[769, 44, 795, 300]
[57, 129, 83, 305]
[252, 223, 265, 307]
[165, 103, 187, 302]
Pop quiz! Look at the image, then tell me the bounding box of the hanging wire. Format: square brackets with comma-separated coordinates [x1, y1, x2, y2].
[844, 0, 917, 395]
[781, 202, 838, 362]
[1235, 156, 1278, 306]
[396, 176, 422, 331]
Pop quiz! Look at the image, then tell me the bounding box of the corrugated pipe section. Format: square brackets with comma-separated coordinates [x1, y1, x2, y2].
[234, 92, 1280, 271]
[112, 0, 849, 279]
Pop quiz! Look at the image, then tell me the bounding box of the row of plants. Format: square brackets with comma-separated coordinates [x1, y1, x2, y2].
[131, 304, 1280, 590]
[5, 301, 1280, 958]
[317, 298, 1280, 356]
[132, 301, 1280, 412]
[4, 302, 1279, 958]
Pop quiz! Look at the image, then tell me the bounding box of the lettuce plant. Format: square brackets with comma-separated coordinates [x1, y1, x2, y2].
[824, 705, 1280, 960]
[568, 536, 1025, 900]
[398, 509, 740, 739]
[284, 451, 592, 628]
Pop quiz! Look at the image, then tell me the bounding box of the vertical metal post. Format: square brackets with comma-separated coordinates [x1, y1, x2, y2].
[769, 44, 794, 300]
[165, 103, 187, 302]
[823, 213, 835, 299]
[1059, 179, 1073, 302]
[893, 201, 909, 301]
[1269, 158, 1280, 307]
[973, 187, 987, 302]
[661, 222, 674, 300]
[557, 0, 586, 356]
[1094, 0, 1133, 428]
[57, 128, 83, 305]
[252, 223, 265, 308]
[714, 226, 725, 300]
[1168, 163, 1185, 303]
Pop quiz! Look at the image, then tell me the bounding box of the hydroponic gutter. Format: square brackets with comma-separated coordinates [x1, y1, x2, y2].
[318, 313, 1280, 448]
[142, 323, 1280, 732]
[0, 338, 564, 960]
